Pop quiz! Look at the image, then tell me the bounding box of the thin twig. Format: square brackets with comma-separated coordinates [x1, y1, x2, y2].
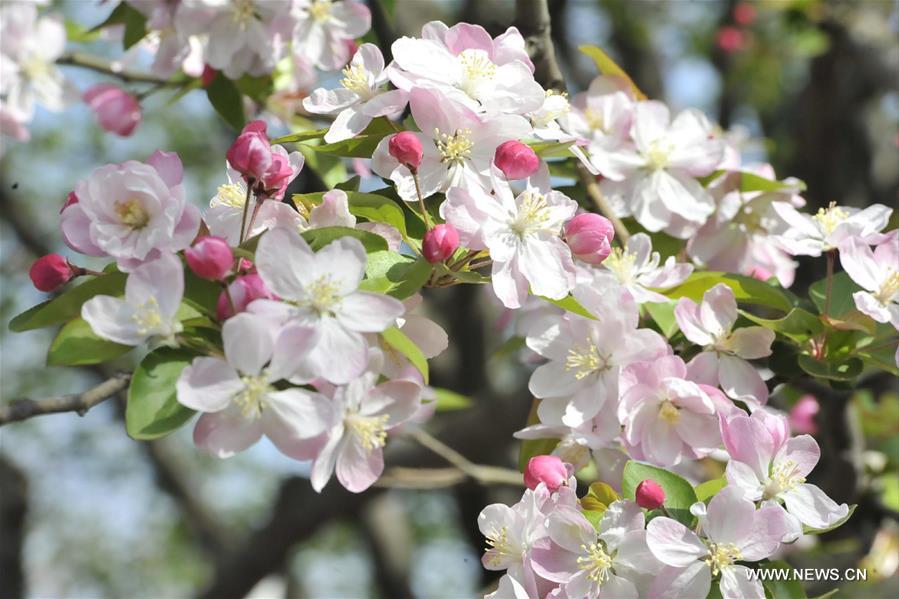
[0, 373, 131, 425]
[577, 164, 631, 244]
[405, 428, 523, 487]
[57, 52, 172, 85]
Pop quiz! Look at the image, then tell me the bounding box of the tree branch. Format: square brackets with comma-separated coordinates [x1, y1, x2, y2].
[515, 0, 565, 91]
[57, 52, 172, 85]
[0, 373, 131, 426]
[577, 164, 631, 244]
[404, 428, 524, 487]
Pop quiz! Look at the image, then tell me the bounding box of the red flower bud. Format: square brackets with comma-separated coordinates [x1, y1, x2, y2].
[226, 120, 273, 182]
[83, 84, 142, 137]
[733, 2, 757, 26]
[388, 132, 423, 170]
[216, 274, 276, 321]
[716, 26, 745, 53]
[524, 455, 571, 492]
[564, 213, 615, 265]
[186, 236, 234, 281]
[422, 223, 459, 263]
[29, 254, 74, 292]
[635, 479, 666, 510]
[494, 140, 540, 180]
[61, 191, 78, 214]
[201, 65, 218, 88]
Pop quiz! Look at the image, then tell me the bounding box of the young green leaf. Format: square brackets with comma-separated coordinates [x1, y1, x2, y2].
[578, 44, 647, 100]
[47, 318, 131, 366]
[621, 461, 698, 527]
[301, 226, 388, 253]
[664, 271, 795, 313]
[381, 326, 428, 383]
[206, 74, 245, 130]
[126, 348, 196, 440]
[10, 273, 127, 332]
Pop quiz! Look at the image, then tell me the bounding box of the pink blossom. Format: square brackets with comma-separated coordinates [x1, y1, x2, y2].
[838, 235, 899, 329]
[564, 213, 614, 265]
[720, 409, 850, 539]
[83, 84, 142, 136]
[716, 26, 745, 53]
[422, 223, 459, 263]
[186, 236, 234, 281]
[226, 120, 274, 183]
[675, 283, 774, 406]
[29, 253, 73, 292]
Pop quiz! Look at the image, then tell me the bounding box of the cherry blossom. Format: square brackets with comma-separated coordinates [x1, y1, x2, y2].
[675, 283, 774, 405]
[389, 22, 543, 116]
[647, 487, 786, 599]
[310, 365, 421, 492]
[292, 0, 371, 71]
[838, 235, 899, 329]
[371, 87, 531, 203]
[443, 175, 578, 308]
[773, 201, 893, 256]
[176, 312, 333, 459]
[600, 102, 724, 238]
[531, 500, 661, 598]
[82, 253, 184, 347]
[61, 151, 200, 272]
[619, 356, 722, 467]
[721, 409, 850, 539]
[251, 227, 404, 384]
[303, 43, 407, 143]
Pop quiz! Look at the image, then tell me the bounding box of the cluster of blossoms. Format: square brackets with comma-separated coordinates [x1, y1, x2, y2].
[14, 9, 899, 599]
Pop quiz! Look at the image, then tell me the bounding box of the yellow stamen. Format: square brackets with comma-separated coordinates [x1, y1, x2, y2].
[115, 198, 150, 229]
[434, 128, 473, 164]
[658, 400, 681, 424]
[308, 0, 332, 22]
[347, 413, 389, 452]
[704, 543, 742, 576]
[233, 373, 272, 418]
[565, 344, 606, 380]
[577, 542, 613, 583]
[340, 63, 370, 96]
[812, 201, 849, 237]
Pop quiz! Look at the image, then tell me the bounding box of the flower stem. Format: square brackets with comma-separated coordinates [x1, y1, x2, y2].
[823, 249, 836, 317]
[238, 182, 254, 245]
[411, 169, 431, 230]
[576, 164, 630, 244]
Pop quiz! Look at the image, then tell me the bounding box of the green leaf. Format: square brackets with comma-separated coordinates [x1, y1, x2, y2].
[664, 272, 794, 313]
[581, 482, 619, 512]
[122, 4, 147, 49]
[492, 336, 526, 360]
[10, 274, 127, 332]
[301, 226, 388, 253]
[699, 170, 806, 193]
[797, 355, 863, 381]
[760, 560, 808, 599]
[47, 318, 131, 366]
[645, 301, 679, 338]
[336, 175, 361, 192]
[126, 348, 196, 440]
[432, 388, 473, 411]
[234, 74, 274, 103]
[518, 399, 558, 471]
[294, 190, 410, 239]
[739, 308, 824, 343]
[694, 477, 727, 502]
[528, 140, 575, 157]
[303, 117, 394, 158]
[809, 272, 861, 319]
[540, 294, 597, 320]
[381, 326, 428, 383]
[271, 128, 328, 145]
[808, 591, 839, 599]
[621, 461, 698, 527]
[183, 270, 222, 316]
[801, 504, 856, 535]
[578, 45, 647, 100]
[360, 251, 432, 299]
[206, 75, 245, 130]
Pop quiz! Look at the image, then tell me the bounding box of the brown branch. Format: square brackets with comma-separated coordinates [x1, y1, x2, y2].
[57, 52, 172, 85]
[515, 0, 565, 91]
[0, 373, 131, 426]
[404, 428, 524, 487]
[577, 164, 631, 244]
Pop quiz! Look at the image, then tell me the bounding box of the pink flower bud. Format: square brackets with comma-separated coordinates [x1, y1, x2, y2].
[259, 152, 294, 199]
[388, 132, 423, 170]
[635, 479, 665, 510]
[201, 65, 218, 88]
[83, 84, 142, 137]
[564, 213, 615, 264]
[29, 254, 73, 292]
[524, 455, 570, 492]
[733, 2, 757, 26]
[494, 140, 540, 180]
[226, 120, 273, 182]
[186, 236, 233, 281]
[216, 274, 275, 321]
[422, 223, 459, 263]
[789, 394, 819, 435]
[60, 191, 78, 214]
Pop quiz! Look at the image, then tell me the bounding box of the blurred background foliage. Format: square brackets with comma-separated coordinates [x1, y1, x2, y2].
[1, 1, 898, 598]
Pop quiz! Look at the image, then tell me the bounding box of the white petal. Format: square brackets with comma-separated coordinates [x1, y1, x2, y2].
[176, 357, 242, 412]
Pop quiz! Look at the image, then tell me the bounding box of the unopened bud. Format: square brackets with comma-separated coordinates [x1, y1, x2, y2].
[635, 479, 666, 510]
[216, 274, 275, 321]
[494, 140, 540, 180]
[524, 455, 570, 492]
[564, 213, 615, 264]
[226, 120, 272, 182]
[388, 132, 423, 170]
[83, 84, 142, 137]
[29, 254, 74, 292]
[186, 236, 234, 281]
[422, 223, 459, 263]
